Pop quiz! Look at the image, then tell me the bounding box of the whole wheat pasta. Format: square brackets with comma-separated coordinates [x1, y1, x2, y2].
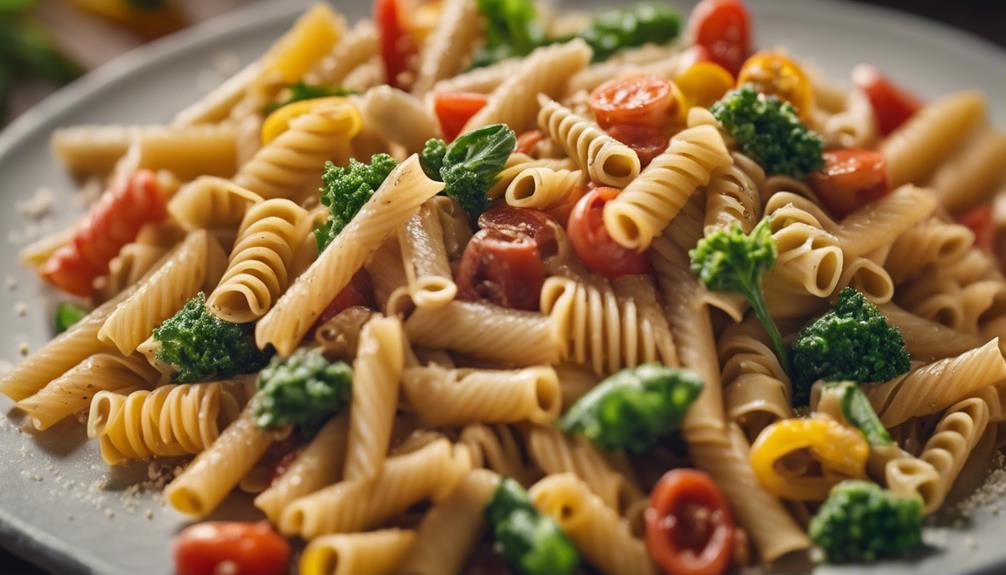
[718, 321, 794, 441]
[879, 303, 991, 362]
[886, 219, 976, 284]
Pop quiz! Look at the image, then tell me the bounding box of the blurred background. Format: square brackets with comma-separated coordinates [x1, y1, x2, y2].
[1, 0, 1004, 126]
[0, 0, 1003, 572]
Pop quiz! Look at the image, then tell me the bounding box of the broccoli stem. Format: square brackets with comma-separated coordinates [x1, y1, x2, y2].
[745, 283, 789, 371]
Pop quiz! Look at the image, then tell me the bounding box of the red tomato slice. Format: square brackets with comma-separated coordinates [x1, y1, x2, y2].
[456, 229, 547, 311]
[375, 0, 417, 89]
[688, 0, 753, 77]
[852, 64, 923, 136]
[590, 75, 680, 132]
[173, 521, 290, 575]
[515, 129, 545, 155]
[479, 205, 560, 259]
[645, 469, 735, 575]
[958, 204, 995, 253]
[40, 169, 166, 297]
[567, 187, 652, 278]
[809, 149, 889, 219]
[433, 92, 488, 141]
[607, 124, 669, 168]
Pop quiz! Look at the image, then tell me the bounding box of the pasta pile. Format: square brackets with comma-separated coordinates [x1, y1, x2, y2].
[7, 1, 1006, 574]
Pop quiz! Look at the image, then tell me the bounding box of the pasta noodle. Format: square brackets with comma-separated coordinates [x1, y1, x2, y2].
[929, 128, 1006, 213]
[300, 529, 416, 575]
[411, 0, 481, 97]
[504, 166, 584, 212]
[360, 86, 441, 153]
[458, 424, 538, 486]
[304, 20, 378, 86]
[398, 201, 457, 308]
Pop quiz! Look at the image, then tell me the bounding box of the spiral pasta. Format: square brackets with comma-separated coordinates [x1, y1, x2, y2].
[489, 153, 578, 199]
[458, 424, 538, 486]
[402, 365, 561, 426]
[917, 395, 991, 513]
[167, 176, 264, 237]
[537, 95, 641, 188]
[603, 124, 732, 251]
[704, 152, 765, 235]
[87, 382, 242, 465]
[207, 199, 310, 323]
[718, 321, 794, 441]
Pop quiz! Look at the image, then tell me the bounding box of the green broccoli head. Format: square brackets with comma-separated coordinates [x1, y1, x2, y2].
[315, 153, 398, 252]
[690, 218, 789, 369]
[560, 364, 703, 453]
[420, 138, 448, 180]
[711, 85, 824, 178]
[792, 287, 911, 405]
[485, 478, 580, 575]
[153, 293, 270, 383]
[810, 480, 923, 563]
[252, 347, 352, 430]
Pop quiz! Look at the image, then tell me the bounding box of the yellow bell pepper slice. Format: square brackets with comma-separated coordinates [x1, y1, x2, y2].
[260, 4, 344, 86]
[749, 417, 868, 501]
[676, 62, 735, 110]
[261, 97, 359, 145]
[737, 51, 815, 120]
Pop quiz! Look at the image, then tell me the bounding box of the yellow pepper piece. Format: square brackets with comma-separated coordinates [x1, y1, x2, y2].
[737, 51, 815, 120]
[261, 4, 345, 86]
[676, 62, 735, 110]
[261, 97, 358, 145]
[749, 417, 868, 501]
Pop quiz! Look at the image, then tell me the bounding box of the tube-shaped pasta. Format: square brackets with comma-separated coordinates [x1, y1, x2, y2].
[704, 152, 764, 235]
[411, 0, 481, 97]
[458, 424, 538, 486]
[254, 415, 349, 522]
[504, 167, 584, 212]
[300, 529, 416, 575]
[930, 128, 1006, 213]
[165, 405, 274, 517]
[917, 395, 991, 513]
[304, 20, 378, 86]
[489, 153, 577, 199]
[530, 473, 657, 575]
[361, 86, 441, 153]
[881, 91, 986, 188]
[257, 155, 444, 356]
[343, 316, 405, 482]
[402, 365, 561, 426]
[885, 219, 975, 284]
[603, 125, 732, 251]
[719, 323, 794, 441]
[87, 382, 241, 465]
[537, 95, 640, 188]
[398, 202, 457, 308]
[879, 303, 990, 362]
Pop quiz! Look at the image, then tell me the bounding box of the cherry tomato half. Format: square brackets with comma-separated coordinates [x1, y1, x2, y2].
[957, 203, 995, 254]
[375, 0, 417, 89]
[809, 149, 889, 219]
[645, 469, 735, 575]
[456, 229, 547, 311]
[738, 51, 814, 118]
[567, 187, 652, 278]
[606, 124, 669, 168]
[852, 64, 923, 136]
[590, 74, 684, 131]
[688, 0, 753, 77]
[174, 521, 290, 575]
[433, 92, 488, 141]
[515, 129, 545, 155]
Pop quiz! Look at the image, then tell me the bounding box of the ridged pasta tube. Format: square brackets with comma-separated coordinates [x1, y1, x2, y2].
[504, 167, 584, 212]
[398, 202, 457, 308]
[603, 124, 732, 251]
[401, 365, 561, 426]
[256, 155, 444, 356]
[537, 95, 640, 188]
[411, 0, 481, 96]
[87, 382, 242, 465]
[300, 529, 416, 575]
[304, 20, 378, 87]
[458, 424, 537, 486]
[530, 473, 657, 575]
[207, 199, 310, 323]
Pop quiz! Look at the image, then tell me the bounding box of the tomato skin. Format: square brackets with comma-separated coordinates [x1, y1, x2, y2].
[688, 0, 753, 77]
[456, 229, 547, 311]
[809, 149, 889, 219]
[40, 170, 166, 297]
[645, 469, 735, 575]
[375, 0, 417, 89]
[433, 92, 488, 141]
[590, 75, 682, 132]
[607, 124, 668, 168]
[478, 205, 560, 259]
[957, 204, 995, 253]
[174, 521, 290, 575]
[515, 129, 545, 155]
[852, 64, 923, 136]
[567, 188, 652, 278]
[315, 270, 375, 327]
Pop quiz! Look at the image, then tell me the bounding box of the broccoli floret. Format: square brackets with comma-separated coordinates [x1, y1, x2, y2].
[560, 364, 703, 453]
[315, 153, 398, 251]
[54, 302, 87, 333]
[711, 85, 824, 178]
[153, 293, 269, 383]
[420, 138, 447, 180]
[485, 478, 580, 575]
[252, 347, 352, 430]
[792, 287, 910, 406]
[810, 480, 923, 563]
[264, 82, 356, 115]
[690, 218, 789, 369]
[421, 124, 516, 220]
[578, 3, 681, 62]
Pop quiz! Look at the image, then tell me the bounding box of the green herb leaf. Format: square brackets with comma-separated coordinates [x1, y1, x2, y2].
[54, 302, 87, 333]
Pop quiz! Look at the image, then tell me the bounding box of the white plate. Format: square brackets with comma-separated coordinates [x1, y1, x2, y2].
[0, 1, 1004, 573]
